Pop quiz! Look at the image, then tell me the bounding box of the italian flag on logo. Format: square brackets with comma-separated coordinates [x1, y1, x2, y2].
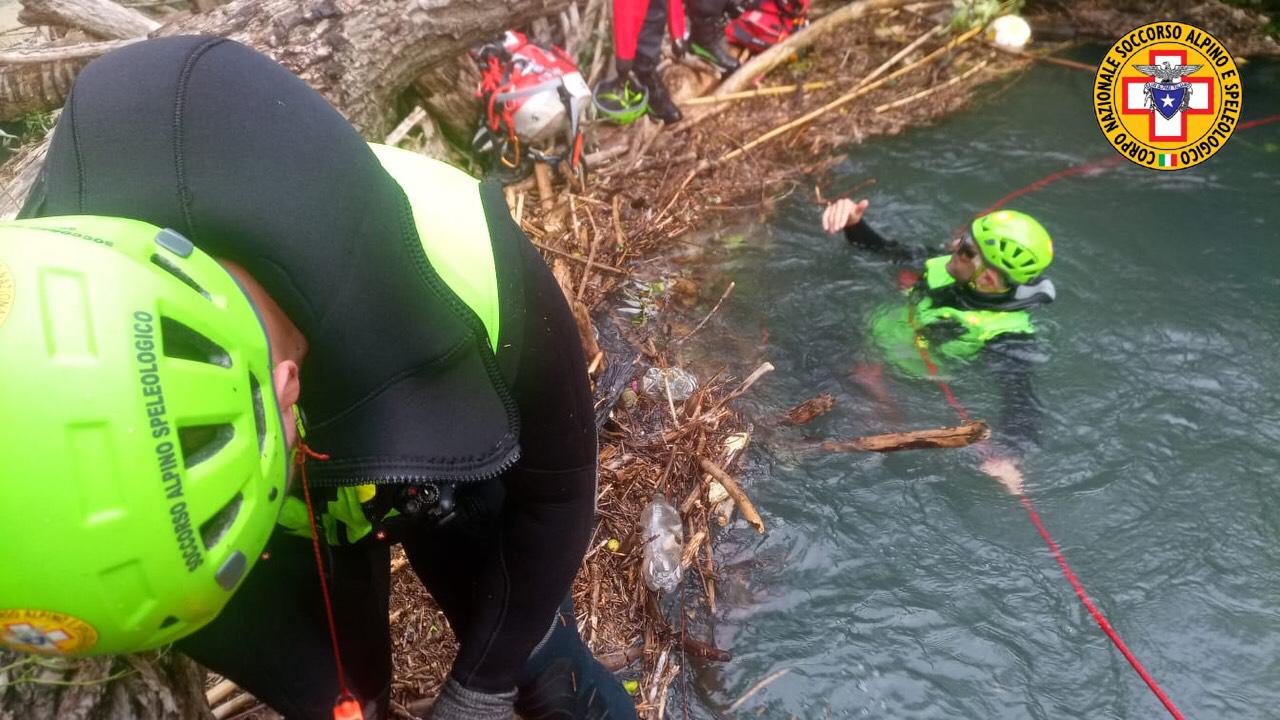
[1158, 153, 1178, 168]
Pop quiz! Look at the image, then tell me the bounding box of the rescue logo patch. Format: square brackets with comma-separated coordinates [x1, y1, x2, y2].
[0, 262, 13, 328]
[1094, 22, 1242, 170]
[0, 609, 98, 656]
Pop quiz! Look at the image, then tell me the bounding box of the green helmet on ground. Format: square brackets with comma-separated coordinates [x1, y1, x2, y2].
[971, 209, 1054, 284]
[593, 76, 649, 125]
[0, 216, 287, 657]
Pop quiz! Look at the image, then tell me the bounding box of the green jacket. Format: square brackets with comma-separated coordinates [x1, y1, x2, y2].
[871, 255, 1050, 377]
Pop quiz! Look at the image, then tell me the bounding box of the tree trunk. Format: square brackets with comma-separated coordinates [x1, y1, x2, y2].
[0, 1, 573, 716]
[0, 651, 213, 720]
[19, 0, 161, 40]
[2, 0, 573, 216]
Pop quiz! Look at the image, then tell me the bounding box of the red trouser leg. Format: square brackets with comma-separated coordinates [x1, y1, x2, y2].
[667, 0, 687, 42]
[613, 0, 648, 63]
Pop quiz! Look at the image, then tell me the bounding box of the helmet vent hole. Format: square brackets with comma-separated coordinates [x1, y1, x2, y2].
[158, 616, 179, 629]
[249, 374, 267, 455]
[150, 254, 211, 300]
[161, 317, 232, 368]
[179, 424, 235, 468]
[200, 492, 243, 551]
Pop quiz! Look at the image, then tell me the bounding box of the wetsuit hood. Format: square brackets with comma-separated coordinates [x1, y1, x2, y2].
[22, 37, 520, 485]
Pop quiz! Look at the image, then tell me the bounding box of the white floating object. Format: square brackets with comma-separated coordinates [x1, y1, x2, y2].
[989, 15, 1031, 50]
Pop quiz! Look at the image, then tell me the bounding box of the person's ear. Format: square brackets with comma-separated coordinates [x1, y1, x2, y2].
[273, 360, 300, 408]
[273, 360, 301, 448]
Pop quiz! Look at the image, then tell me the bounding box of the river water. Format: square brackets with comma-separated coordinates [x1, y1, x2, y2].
[675, 53, 1280, 718]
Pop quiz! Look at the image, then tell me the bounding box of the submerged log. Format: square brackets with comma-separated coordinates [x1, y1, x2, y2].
[781, 393, 834, 426]
[821, 420, 990, 453]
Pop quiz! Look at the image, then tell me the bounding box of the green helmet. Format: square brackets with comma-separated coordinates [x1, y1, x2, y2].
[0, 216, 287, 657]
[971, 210, 1054, 285]
[593, 77, 649, 125]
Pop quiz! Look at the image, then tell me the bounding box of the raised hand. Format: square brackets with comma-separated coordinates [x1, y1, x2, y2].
[821, 198, 870, 234]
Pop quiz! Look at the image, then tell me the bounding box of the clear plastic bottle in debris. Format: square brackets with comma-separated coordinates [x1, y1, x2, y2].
[640, 492, 684, 593]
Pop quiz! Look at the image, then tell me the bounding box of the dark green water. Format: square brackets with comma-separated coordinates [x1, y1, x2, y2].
[677, 55, 1280, 718]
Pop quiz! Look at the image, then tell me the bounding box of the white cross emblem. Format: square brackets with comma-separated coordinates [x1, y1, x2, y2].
[1122, 50, 1212, 142]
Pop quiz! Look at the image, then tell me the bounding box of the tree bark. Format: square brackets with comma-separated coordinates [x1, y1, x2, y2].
[0, 39, 143, 123]
[2, 0, 574, 217]
[0, 651, 213, 720]
[19, 0, 161, 40]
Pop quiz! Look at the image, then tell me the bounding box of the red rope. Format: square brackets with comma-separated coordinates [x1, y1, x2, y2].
[907, 319, 1184, 718]
[975, 155, 1124, 217]
[296, 443, 365, 720]
[973, 113, 1280, 218]
[1237, 113, 1280, 131]
[1018, 495, 1186, 719]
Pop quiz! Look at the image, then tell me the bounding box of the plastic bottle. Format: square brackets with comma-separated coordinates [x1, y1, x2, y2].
[640, 492, 684, 592]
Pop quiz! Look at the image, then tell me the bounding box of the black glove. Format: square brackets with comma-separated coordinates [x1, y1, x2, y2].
[516, 597, 637, 720]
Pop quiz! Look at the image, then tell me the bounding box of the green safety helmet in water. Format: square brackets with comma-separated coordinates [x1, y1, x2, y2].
[0, 216, 287, 657]
[971, 210, 1054, 285]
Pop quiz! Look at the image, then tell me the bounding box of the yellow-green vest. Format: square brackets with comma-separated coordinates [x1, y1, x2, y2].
[871, 256, 1035, 377]
[278, 145, 501, 543]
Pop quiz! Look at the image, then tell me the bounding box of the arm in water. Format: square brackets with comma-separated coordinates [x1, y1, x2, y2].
[821, 197, 931, 265]
[979, 335, 1046, 494]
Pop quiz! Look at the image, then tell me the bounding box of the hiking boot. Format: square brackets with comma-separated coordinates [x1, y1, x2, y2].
[690, 18, 740, 75]
[635, 69, 683, 124]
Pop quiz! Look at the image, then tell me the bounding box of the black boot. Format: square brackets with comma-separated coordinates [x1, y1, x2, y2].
[634, 69, 683, 124]
[690, 16, 739, 75]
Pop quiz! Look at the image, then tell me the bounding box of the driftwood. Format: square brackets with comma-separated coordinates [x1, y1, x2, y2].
[655, 26, 979, 223]
[678, 634, 732, 662]
[781, 393, 834, 426]
[821, 420, 989, 453]
[699, 458, 764, 534]
[715, 0, 921, 97]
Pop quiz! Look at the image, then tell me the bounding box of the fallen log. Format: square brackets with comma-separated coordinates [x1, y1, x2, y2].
[821, 420, 989, 452]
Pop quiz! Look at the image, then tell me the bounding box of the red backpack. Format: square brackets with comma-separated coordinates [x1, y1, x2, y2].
[725, 0, 810, 53]
[472, 31, 590, 175]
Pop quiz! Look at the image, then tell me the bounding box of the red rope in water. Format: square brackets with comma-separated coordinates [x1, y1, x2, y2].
[905, 252, 1187, 716]
[976, 113, 1280, 216]
[913, 348, 1186, 718]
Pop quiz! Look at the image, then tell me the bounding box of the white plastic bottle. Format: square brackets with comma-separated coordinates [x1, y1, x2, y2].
[640, 492, 685, 593]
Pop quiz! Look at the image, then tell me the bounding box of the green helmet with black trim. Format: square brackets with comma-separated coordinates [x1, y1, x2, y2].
[0, 216, 287, 657]
[971, 210, 1054, 285]
[593, 76, 649, 125]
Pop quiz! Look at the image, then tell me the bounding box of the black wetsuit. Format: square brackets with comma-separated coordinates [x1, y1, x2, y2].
[22, 37, 598, 718]
[844, 220, 1049, 454]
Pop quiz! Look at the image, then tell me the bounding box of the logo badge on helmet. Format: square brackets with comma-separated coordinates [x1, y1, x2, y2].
[0, 609, 98, 656]
[0, 262, 13, 328]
